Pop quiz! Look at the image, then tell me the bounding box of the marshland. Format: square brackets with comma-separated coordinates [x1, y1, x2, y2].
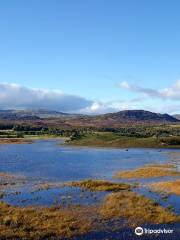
[0, 137, 180, 239]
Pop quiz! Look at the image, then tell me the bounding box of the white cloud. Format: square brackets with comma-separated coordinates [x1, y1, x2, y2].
[79, 100, 136, 115]
[0, 83, 143, 114]
[160, 80, 180, 99]
[0, 83, 92, 112]
[0, 82, 179, 115]
[118, 80, 180, 100]
[0, 83, 135, 114]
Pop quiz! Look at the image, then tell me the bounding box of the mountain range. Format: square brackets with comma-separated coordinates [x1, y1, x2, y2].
[0, 109, 179, 128]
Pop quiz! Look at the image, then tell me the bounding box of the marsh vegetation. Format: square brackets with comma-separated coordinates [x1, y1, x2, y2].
[0, 175, 179, 239]
[114, 164, 180, 178]
[149, 180, 180, 195]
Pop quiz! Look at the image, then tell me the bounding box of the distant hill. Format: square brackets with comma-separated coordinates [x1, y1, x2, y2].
[0, 109, 77, 120]
[104, 110, 179, 122]
[64, 110, 179, 128]
[0, 110, 40, 120]
[173, 114, 180, 120]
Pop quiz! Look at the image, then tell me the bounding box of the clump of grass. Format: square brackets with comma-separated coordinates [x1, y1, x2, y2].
[149, 180, 180, 195]
[67, 179, 131, 192]
[114, 164, 180, 179]
[0, 202, 97, 239]
[34, 179, 131, 192]
[33, 182, 64, 192]
[100, 191, 180, 226]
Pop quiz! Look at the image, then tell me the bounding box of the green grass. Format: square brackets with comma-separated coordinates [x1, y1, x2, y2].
[24, 135, 67, 140]
[67, 132, 180, 148]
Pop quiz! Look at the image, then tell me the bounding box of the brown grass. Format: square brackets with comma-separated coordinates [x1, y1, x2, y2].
[0, 138, 32, 144]
[0, 189, 179, 238]
[67, 179, 131, 192]
[0, 202, 97, 239]
[34, 179, 131, 192]
[114, 164, 180, 179]
[100, 191, 180, 226]
[149, 179, 180, 195]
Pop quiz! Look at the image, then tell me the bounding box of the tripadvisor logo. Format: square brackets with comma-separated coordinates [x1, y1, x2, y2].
[135, 227, 143, 236]
[135, 226, 173, 236]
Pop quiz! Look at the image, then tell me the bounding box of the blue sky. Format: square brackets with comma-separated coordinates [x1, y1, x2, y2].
[0, 0, 180, 114]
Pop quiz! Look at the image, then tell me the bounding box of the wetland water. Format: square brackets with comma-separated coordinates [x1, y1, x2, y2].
[0, 139, 180, 239]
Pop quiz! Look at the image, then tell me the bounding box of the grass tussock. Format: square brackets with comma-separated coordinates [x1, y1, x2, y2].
[149, 180, 180, 195]
[67, 179, 131, 192]
[114, 164, 180, 179]
[0, 202, 97, 240]
[100, 191, 180, 225]
[34, 179, 131, 192]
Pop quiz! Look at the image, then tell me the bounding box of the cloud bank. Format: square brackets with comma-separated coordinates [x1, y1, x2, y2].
[0, 83, 134, 114]
[0, 83, 92, 112]
[0, 82, 179, 115]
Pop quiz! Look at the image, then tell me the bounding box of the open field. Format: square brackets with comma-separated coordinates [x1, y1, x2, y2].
[67, 132, 180, 148]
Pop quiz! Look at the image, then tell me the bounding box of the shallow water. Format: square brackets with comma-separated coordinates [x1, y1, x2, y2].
[0, 139, 178, 182]
[0, 139, 180, 207]
[0, 139, 180, 239]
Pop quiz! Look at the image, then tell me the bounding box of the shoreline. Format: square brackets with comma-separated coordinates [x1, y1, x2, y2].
[0, 138, 33, 144]
[65, 134, 180, 149]
[1, 136, 180, 149]
[66, 142, 180, 149]
[0, 136, 69, 145]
